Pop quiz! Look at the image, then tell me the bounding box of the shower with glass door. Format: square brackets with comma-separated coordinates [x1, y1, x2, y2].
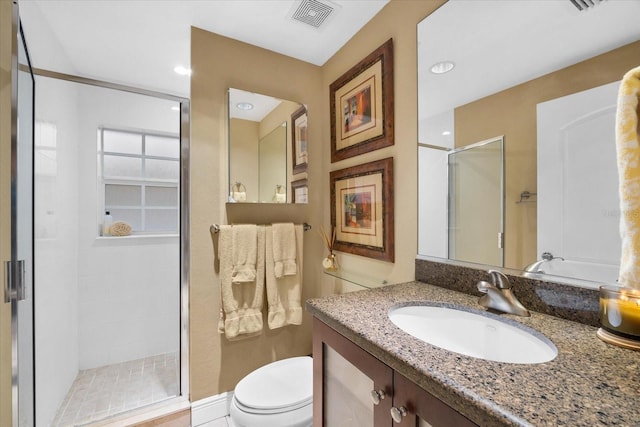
[32, 74, 189, 426]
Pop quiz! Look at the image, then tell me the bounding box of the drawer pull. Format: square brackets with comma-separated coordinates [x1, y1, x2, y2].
[370, 389, 386, 405]
[390, 406, 408, 423]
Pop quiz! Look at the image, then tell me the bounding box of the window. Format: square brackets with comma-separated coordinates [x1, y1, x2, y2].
[99, 128, 180, 234]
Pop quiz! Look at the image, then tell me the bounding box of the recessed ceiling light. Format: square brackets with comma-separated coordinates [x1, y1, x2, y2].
[430, 61, 455, 75]
[442, 131, 451, 136]
[174, 65, 192, 76]
[236, 102, 254, 111]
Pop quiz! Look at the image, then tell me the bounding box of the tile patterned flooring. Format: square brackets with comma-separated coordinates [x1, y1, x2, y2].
[52, 352, 179, 427]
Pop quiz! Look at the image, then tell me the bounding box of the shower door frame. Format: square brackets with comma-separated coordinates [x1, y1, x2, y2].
[9, 2, 36, 425]
[30, 68, 191, 412]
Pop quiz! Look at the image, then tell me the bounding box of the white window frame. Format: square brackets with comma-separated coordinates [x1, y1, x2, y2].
[98, 127, 180, 235]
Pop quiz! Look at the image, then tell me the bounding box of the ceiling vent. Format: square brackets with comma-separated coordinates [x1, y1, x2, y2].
[290, 0, 339, 29]
[569, 0, 604, 11]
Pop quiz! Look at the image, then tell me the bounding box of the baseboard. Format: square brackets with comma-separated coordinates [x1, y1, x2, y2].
[89, 398, 191, 427]
[191, 392, 234, 426]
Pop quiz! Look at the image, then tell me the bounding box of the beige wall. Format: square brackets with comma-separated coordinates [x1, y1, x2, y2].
[258, 123, 286, 202]
[229, 118, 259, 201]
[189, 28, 323, 400]
[189, 0, 446, 402]
[2, 0, 449, 410]
[320, 0, 445, 284]
[456, 41, 640, 270]
[0, 1, 13, 424]
[259, 99, 300, 202]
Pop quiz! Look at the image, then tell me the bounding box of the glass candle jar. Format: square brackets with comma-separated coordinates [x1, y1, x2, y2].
[322, 253, 338, 271]
[599, 285, 640, 339]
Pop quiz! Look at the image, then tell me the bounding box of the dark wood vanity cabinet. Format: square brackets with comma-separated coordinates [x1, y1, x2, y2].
[313, 318, 478, 427]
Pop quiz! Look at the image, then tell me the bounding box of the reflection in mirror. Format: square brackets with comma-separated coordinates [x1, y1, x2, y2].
[259, 123, 287, 203]
[228, 88, 305, 203]
[417, 0, 640, 288]
[448, 137, 503, 267]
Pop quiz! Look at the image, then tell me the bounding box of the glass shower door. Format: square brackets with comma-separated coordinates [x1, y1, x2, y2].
[448, 137, 504, 266]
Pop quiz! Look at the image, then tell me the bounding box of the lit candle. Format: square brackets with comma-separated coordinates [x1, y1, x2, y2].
[600, 286, 640, 339]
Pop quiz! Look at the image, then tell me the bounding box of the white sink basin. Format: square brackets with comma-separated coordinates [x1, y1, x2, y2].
[388, 304, 557, 364]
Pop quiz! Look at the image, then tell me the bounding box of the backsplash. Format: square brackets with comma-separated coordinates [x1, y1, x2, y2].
[415, 257, 600, 327]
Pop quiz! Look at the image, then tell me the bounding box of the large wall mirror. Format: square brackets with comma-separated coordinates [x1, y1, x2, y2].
[417, 0, 640, 288]
[228, 88, 306, 203]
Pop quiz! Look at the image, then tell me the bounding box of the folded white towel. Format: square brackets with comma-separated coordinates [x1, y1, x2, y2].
[214, 225, 265, 339]
[231, 224, 257, 284]
[272, 223, 297, 278]
[266, 224, 303, 329]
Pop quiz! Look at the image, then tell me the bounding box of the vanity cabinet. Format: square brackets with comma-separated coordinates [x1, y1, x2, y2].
[313, 318, 477, 427]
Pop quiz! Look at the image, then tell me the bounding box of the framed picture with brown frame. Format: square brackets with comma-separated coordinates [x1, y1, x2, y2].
[291, 178, 308, 204]
[330, 157, 394, 262]
[291, 105, 308, 174]
[330, 38, 394, 163]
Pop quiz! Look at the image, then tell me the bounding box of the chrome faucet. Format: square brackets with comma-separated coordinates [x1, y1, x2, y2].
[524, 251, 564, 275]
[477, 270, 530, 317]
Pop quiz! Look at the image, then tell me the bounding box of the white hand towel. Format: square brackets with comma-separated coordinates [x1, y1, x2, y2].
[272, 223, 297, 278]
[231, 224, 257, 284]
[215, 225, 265, 339]
[266, 224, 303, 329]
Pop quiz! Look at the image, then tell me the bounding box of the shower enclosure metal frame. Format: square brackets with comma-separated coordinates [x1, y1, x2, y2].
[8, 1, 35, 425]
[18, 63, 191, 421]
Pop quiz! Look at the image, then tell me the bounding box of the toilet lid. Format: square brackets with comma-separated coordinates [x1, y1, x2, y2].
[234, 356, 313, 412]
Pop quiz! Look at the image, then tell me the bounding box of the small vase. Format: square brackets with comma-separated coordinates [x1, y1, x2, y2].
[322, 253, 339, 271]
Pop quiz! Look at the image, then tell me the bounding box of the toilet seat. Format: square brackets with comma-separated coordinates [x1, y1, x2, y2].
[230, 356, 313, 427]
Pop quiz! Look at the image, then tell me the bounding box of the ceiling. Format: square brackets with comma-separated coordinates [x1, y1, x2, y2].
[17, 0, 389, 98]
[228, 88, 291, 122]
[418, 0, 640, 122]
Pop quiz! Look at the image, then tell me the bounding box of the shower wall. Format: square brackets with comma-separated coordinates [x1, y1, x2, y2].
[75, 85, 179, 369]
[35, 76, 180, 424]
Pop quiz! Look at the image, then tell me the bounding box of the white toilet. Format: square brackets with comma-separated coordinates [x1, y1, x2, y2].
[229, 356, 313, 427]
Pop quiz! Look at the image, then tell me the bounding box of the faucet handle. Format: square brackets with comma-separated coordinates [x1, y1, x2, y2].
[488, 270, 510, 289]
[541, 252, 554, 260]
[541, 251, 565, 261]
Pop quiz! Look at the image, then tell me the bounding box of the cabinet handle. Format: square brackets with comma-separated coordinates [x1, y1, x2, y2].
[390, 406, 408, 423]
[369, 389, 386, 405]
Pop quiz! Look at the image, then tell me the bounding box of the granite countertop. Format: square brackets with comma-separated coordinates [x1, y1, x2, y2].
[306, 281, 640, 427]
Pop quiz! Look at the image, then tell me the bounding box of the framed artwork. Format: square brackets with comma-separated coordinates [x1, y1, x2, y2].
[291, 178, 308, 204]
[330, 157, 394, 262]
[291, 105, 308, 174]
[330, 38, 394, 163]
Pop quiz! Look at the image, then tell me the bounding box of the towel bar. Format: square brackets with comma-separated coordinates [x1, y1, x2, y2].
[210, 223, 311, 233]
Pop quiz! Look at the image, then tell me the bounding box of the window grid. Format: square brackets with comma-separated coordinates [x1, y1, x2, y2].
[99, 128, 179, 234]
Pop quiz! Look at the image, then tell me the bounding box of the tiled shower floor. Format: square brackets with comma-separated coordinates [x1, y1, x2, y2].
[52, 352, 179, 427]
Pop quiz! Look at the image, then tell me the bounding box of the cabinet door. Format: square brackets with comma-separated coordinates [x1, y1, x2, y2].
[313, 318, 393, 427]
[391, 373, 477, 427]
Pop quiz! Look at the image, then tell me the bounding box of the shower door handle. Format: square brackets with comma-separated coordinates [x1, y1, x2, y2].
[4, 260, 25, 303]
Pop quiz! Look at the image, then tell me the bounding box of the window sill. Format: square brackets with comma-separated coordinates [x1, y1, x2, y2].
[96, 233, 179, 241]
